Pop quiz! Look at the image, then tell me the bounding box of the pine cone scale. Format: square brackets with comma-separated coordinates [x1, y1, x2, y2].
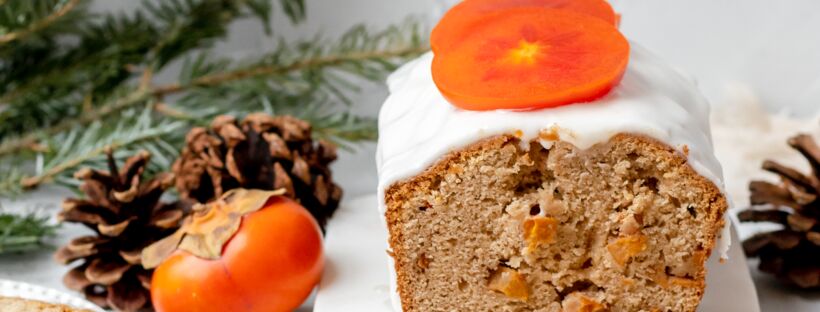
[79, 180, 116, 211]
[63, 266, 93, 291]
[85, 258, 131, 285]
[107, 279, 148, 312]
[789, 134, 820, 177]
[749, 181, 801, 208]
[58, 204, 108, 226]
[55, 246, 94, 265]
[98, 219, 131, 237]
[806, 232, 820, 245]
[763, 160, 816, 191]
[738, 209, 788, 224]
[788, 267, 820, 288]
[118, 152, 150, 186]
[292, 154, 311, 184]
[118, 249, 143, 265]
[150, 209, 185, 229]
[273, 162, 295, 196]
[787, 214, 816, 231]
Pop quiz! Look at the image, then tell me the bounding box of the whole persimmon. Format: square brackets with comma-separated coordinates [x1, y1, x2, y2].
[143, 189, 324, 312]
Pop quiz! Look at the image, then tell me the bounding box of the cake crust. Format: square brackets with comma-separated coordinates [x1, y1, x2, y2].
[0, 297, 91, 312]
[384, 133, 727, 312]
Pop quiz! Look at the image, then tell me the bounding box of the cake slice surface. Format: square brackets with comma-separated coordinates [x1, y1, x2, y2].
[384, 134, 726, 311]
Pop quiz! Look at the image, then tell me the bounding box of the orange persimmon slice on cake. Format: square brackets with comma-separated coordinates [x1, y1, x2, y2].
[431, 8, 629, 111]
[432, 0, 618, 53]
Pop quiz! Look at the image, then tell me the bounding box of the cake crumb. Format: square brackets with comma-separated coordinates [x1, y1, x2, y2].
[669, 277, 701, 288]
[416, 253, 430, 269]
[561, 292, 606, 312]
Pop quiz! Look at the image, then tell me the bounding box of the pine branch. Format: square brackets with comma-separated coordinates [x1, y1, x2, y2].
[153, 45, 426, 95]
[0, 0, 288, 138]
[0, 88, 152, 157]
[19, 105, 186, 189]
[0, 21, 427, 158]
[0, 212, 57, 254]
[0, 165, 25, 196]
[0, 0, 83, 45]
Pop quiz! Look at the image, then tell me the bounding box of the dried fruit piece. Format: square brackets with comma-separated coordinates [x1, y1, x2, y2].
[651, 264, 702, 289]
[651, 265, 669, 288]
[431, 8, 629, 111]
[561, 292, 606, 312]
[487, 267, 529, 301]
[606, 234, 648, 267]
[523, 216, 559, 251]
[432, 0, 618, 52]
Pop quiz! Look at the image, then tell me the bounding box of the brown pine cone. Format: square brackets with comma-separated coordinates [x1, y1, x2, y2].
[172, 113, 342, 229]
[739, 134, 820, 288]
[55, 149, 190, 311]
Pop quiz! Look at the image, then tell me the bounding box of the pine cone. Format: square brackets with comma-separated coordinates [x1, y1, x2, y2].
[739, 134, 820, 288]
[172, 113, 342, 229]
[55, 150, 189, 311]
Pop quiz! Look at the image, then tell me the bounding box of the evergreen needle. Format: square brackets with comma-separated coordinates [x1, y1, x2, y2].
[0, 0, 81, 45]
[0, 213, 57, 254]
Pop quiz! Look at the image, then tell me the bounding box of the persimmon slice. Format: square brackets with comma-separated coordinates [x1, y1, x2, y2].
[431, 8, 630, 111]
[432, 0, 618, 52]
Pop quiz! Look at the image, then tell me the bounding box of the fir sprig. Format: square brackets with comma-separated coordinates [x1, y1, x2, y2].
[0, 0, 429, 197]
[0, 212, 57, 254]
[0, 0, 282, 136]
[20, 104, 187, 191]
[0, 0, 86, 45]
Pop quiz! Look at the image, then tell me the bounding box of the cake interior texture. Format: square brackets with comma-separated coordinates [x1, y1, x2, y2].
[384, 133, 727, 312]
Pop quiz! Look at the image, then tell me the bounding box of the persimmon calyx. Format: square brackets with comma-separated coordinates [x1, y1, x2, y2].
[141, 188, 287, 269]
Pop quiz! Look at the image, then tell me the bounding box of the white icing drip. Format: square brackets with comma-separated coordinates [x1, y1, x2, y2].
[376, 46, 732, 311]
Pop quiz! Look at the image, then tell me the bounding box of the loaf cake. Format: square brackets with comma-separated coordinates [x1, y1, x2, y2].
[376, 1, 730, 311]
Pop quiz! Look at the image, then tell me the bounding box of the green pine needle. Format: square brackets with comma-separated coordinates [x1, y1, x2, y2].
[0, 212, 57, 254]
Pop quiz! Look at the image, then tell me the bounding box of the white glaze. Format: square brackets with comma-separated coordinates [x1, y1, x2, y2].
[376, 46, 732, 311]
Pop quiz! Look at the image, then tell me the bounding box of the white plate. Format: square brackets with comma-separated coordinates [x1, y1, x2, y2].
[314, 195, 760, 312]
[0, 279, 103, 311]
